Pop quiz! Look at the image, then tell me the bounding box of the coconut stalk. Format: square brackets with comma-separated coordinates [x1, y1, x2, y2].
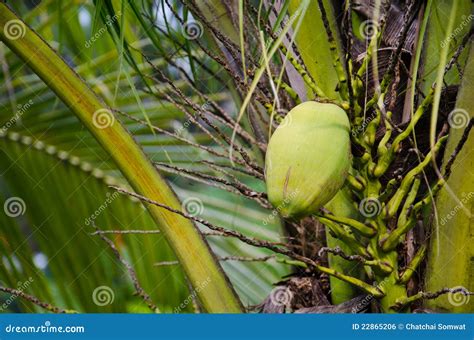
[0, 3, 242, 313]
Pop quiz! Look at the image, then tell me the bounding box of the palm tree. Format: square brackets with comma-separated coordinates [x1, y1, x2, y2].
[0, 0, 472, 313]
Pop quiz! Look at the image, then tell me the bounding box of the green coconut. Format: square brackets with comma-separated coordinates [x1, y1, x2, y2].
[265, 101, 351, 219]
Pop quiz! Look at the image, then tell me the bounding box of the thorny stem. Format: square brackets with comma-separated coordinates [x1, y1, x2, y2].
[200, 159, 265, 180]
[94, 225, 160, 313]
[379, 0, 416, 93]
[277, 44, 327, 99]
[139, 47, 266, 150]
[393, 287, 474, 311]
[246, 1, 328, 99]
[92, 229, 161, 235]
[0, 287, 76, 313]
[272, 75, 302, 103]
[154, 162, 271, 209]
[218, 255, 306, 267]
[315, 0, 348, 100]
[112, 186, 383, 297]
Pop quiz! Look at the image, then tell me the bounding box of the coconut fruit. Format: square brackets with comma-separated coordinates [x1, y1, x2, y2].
[265, 101, 351, 219]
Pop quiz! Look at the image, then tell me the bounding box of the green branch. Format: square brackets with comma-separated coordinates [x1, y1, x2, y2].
[385, 136, 447, 218]
[398, 245, 426, 284]
[318, 212, 376, 237]
[319, 218, 370, 256]
[372, 89, 434, 177]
